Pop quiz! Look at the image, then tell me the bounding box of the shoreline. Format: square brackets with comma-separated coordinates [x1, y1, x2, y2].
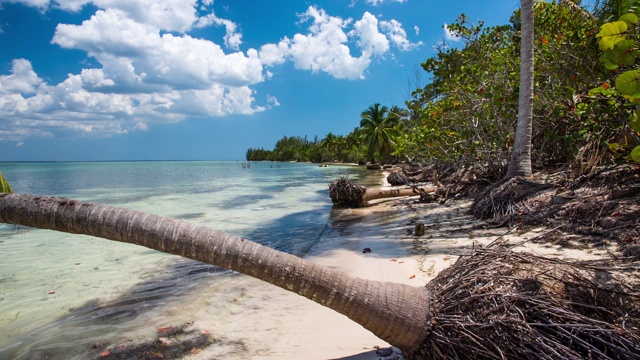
[249, 172, 619, 359]
[2, 167, 624, 359]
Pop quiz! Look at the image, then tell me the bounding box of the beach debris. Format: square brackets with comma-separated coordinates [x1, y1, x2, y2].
[362, 247, 372, 253]
[329, 177, 436, 207]
[410, 246, 640, 359]
[387, 171, 410, 186]
[408, 275, 416, 279]
[1, 193, 638, 359]
[470, 176, 555, 219]
[469, 165, 640, 255]
[376, 347, 394, 356]
[157, 326, 172, 333]
[376, 346, 403, 360]
[414, 223, 425, 237]
[93, 322, 219, 360]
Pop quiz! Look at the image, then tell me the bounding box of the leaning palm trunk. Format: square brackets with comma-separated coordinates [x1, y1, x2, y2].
[1, 193, 639, 359]
[0, 193, 430, 353]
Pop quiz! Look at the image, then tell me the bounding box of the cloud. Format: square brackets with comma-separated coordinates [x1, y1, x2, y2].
[1, 0, 50, 10]
[285, 7, 370, 79]
[259, 39, 291, 67]
[0, 1, 421, 142]
[414, 25, 419, 36]
[380, 19, 422, 51]
[260, 7, 415, 80]
[353, 12, 389, 56]
[364, 0, 407, 5]
[443, 23, 461, 42]
[195, 8, 243, 50]
[57, 0, 200, 33]
[0, 59, 43, 95]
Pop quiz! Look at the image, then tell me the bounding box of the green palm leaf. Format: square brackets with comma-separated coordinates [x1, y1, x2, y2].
[0, 172, 13, 194]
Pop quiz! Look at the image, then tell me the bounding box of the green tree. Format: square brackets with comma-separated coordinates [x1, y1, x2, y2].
[596, 9, 640, 162]
[359, 103, 400, 163]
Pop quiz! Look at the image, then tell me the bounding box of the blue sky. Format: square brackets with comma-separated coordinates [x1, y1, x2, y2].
[0, 0, 534, 161]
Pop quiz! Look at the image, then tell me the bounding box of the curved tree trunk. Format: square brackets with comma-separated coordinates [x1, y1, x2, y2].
[0, 193, 431, 354]
[507, 0, 534, 178]
[364, 187, 435, 203]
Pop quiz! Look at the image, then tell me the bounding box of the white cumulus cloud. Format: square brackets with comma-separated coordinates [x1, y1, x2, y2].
[0, 1, 421, 142]
[380, 19, 422, 51]
[0, 59, 43, 95]
[364, 0, 407, 5]
[443, 23, 461, 42]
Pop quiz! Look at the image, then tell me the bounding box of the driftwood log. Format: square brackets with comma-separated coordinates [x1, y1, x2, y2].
[329, 177, 436, 207]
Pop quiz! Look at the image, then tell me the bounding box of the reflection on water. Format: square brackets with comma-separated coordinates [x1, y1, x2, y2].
[0, 161, 383, 359]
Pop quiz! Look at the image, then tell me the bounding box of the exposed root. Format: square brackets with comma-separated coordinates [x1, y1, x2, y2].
[329, 176, 367, 208]
[469, 177, 556, 219]
[412, 246, 640, 360]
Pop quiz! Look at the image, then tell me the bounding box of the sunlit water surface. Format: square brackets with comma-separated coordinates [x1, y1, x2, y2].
[0, 161, 381, 359]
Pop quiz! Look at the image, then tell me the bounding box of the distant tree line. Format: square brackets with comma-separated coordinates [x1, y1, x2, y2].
[246, 132, 368, 163]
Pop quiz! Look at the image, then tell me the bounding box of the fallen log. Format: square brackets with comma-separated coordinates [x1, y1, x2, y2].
[329, 177, 436, 207]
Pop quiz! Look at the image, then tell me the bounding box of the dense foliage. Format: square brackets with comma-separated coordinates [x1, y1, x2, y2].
[596, 10, 640, 162]
[247, 1, 639, 172]
[246, 132, 367, 163]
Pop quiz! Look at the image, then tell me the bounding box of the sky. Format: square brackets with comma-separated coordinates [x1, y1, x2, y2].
[0, 0, 528, 161]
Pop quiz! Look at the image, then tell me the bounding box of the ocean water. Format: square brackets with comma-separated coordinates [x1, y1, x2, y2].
[0, 161, 380, 359]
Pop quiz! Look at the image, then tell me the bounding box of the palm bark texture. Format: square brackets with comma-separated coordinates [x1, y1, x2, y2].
[507, 0, 535, 178]
[0, 193, 431, 353]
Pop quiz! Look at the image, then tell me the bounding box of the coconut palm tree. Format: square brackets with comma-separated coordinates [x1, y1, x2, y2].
[360, 103, 400, 164]
[507, 0, 534, 178]
[320, 132, 337, 161]
[1, 193, 638, 359]
[0, 193, 430, 353]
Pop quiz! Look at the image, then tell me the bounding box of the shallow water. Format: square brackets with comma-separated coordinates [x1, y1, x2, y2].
[0, 161, 380, 359]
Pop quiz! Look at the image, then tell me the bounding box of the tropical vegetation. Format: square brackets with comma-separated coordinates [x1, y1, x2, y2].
[0, 172, 13, 193]
[3, 2, 640, 359]
[247, 0, 640, 172]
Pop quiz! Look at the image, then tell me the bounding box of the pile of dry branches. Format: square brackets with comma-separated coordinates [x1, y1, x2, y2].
[469, 176, 555, 219]
[467, 165, 640, 257]
[412, 246, 640, 359]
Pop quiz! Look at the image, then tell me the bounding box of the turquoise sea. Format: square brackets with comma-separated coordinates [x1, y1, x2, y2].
[0, 161, 380, 359]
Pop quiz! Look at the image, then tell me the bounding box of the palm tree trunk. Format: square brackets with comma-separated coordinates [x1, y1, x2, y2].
[507, 0, 534, 178]
[0, 193, 431, 353]
[364, 187, 435, 203]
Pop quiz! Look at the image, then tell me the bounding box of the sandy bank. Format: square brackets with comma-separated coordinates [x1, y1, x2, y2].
[236, 194, 617, 359]
[161, 174, 618, 359]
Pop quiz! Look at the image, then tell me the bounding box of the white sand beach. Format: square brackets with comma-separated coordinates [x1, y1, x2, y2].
[177, 185, 617, 360]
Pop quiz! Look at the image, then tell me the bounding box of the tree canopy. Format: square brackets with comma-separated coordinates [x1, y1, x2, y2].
[248, 1, 639, 171]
